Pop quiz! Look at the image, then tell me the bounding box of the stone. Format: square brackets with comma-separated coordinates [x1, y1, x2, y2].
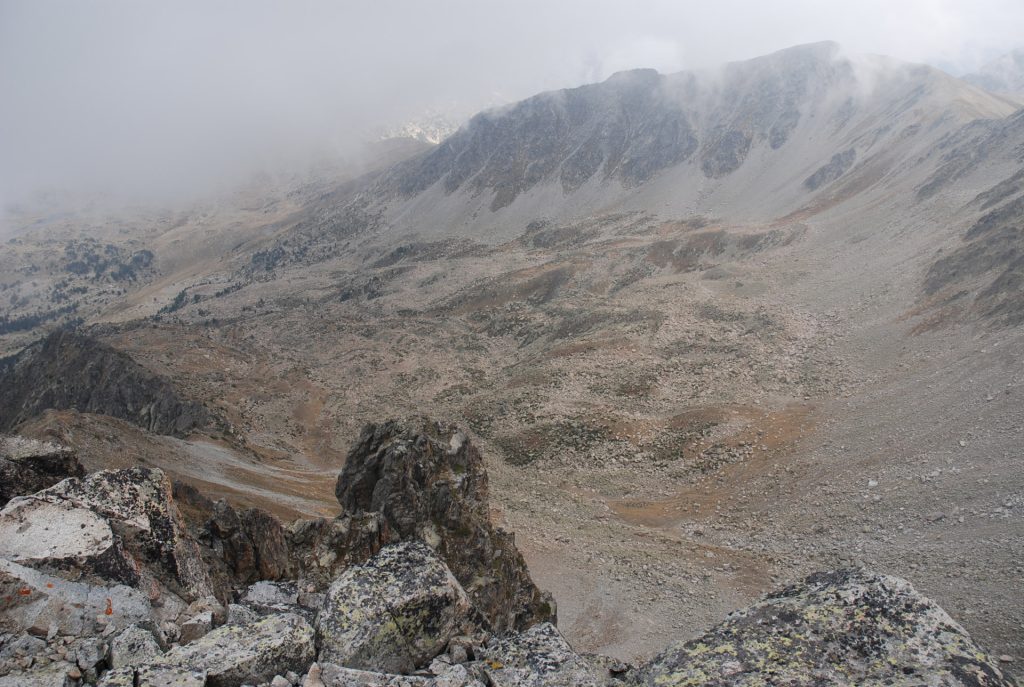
[0, 468, 213, 604]
[286, 513, 388, 590]
[96, 667, 137, 687]
[244, 581, 300, 607]
[172, 482, 294, 599]
[334, 419, 555, 632]
[0, 558, 156, 637]
[226, 604, 259, 626]
[318, 663, 430, 687]
[135, 665, 207, 687]
[0, 661, 77, 686]
[178, 611, 214, 644]
[0, 437, 84, 508]
[636, 569, 1016, 687]
[303, 663, 326, 687]
[271, 676, 292, 687]
[110, 625, 163, 669]
[481, 622, 599, 687]
[156, 612, 314, 687]
[316, 541, 475, 674]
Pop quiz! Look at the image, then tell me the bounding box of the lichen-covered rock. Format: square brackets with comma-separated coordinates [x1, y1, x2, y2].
[481, 622, 600, 687]
[286, 513, 389, 589]
[319, 663, 432, 687]
[635, 569, 1017, 687]
[98, 665, 207, 687]
[0, 468, 214, 604]
[0, 558, 159, 637]
[155, 612, 314, 686]
[317, 541, 475, 674]
[110, 625, 163, 669]
[335, 418, 554, 632]
[0, 662, 78, 687]
[0, 436, 84, 508]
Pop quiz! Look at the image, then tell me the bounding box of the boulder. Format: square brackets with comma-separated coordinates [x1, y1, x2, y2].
[110, 625, 163, 669]
[0, 468, 214, 604]
[0, 436, 84, 508]
[636, 569, 1017, 687]
[155, 612, 314, 686]
[0, 558, 158, 637]
[481, 623, 600, 687]
[319, 663, 431, 687]
[334, 419, 555, 632]
[316, 541, 475, 674]
[0, 662, 78, 687]
[97, 665, 207, 687]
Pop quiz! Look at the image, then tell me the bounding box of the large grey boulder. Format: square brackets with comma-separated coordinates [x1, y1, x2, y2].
[0, 436, 84, 508]
[635, 569, 1017, 687]
[154, 612, 314, 686]
[480, 623, 600, 687]
[335, 419, 555, 633]
[316, 541, 475, 674]
[0, 467, 214, 604]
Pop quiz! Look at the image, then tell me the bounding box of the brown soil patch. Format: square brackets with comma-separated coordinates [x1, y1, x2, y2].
[608, 402, 817, 528]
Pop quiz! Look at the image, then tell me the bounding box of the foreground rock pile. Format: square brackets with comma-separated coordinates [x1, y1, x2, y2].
[0, 420, 1016, 686]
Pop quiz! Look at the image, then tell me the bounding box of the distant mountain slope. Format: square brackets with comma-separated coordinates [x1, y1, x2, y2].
[965, 50, 1024, 96]
[0, 330, 214, 436]
[362, 42, 1014, 228]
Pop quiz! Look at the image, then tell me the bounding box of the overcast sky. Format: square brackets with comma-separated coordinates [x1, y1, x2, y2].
[1, 0, 1022, 208]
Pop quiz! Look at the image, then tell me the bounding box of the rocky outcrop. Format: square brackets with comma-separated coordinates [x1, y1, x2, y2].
[317, 542, 475, 673]
[172, 482, 293, 597]
[335, 418, 555, 633]
[0, 330, 213, 437]
[634, 568, 1016, 687]
[0, 436, 84, 507]
[285, 512, 389, 588]
[0, 418, 1015, 687]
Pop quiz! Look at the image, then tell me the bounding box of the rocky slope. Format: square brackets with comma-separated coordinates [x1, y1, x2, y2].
[0, 422, 1016, 687]
[0, 330, 215, 437]
[0, 40, 1022, 680]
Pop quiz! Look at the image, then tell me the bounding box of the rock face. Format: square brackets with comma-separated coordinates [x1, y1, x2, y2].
[172, 481, 293, 596]
[635, 569, 1016, 687]
[317, 541, 475, 674]
[0, 435, 84, 507]
[335, 418, 556, 633]
[0, 330, 212, 437]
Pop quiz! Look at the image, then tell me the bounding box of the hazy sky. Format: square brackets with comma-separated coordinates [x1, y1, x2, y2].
[1, 0, 1022, 207]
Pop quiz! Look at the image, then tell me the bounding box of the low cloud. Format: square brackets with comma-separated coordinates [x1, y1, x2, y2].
[1, 0, 1021, 209]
